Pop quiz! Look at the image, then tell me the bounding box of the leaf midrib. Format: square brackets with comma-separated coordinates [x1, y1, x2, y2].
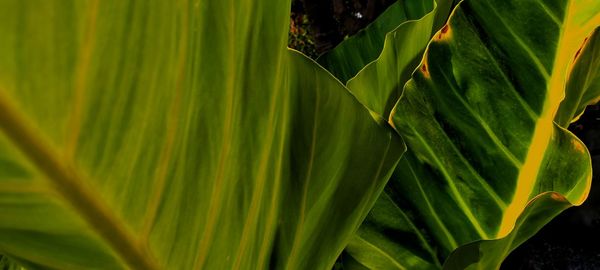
[498, 0, 597, 237]
[0, 91, 159, 270]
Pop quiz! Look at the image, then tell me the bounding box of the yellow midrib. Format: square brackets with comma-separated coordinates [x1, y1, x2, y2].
[497, 0, 600, 238]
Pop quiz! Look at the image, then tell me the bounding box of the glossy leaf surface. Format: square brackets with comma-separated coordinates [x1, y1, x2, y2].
[0, 1, 403, 269]
[343, 0, 600, 268]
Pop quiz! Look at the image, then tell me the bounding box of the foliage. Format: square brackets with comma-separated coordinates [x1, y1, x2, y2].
[319, 0, 600, 269]
[0, 255, 21, 270]
[0, 0, 401, 269]
[289, 12, 318, 58]
[0, 0, 599, 269]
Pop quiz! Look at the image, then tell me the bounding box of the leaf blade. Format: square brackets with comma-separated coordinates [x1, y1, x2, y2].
[345, 0, 600, 268]
[0, 1, 404, 269]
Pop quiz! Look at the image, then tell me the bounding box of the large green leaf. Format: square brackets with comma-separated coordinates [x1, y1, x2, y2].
[0, 1, 403, 269]
[442, 191, 574, 268]
[320, 0, 454, 119]
[344, 0, 446, 119]
[317, 0, 454, 84]
[275, 51, 404, 270]
[316, 0, 430, 83]
[343, 0, 600, 268]
[556, 27, 600, 126]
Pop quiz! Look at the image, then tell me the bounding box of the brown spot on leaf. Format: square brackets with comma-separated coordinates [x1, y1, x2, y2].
[441, 24, 449, 33]
[550, 193, 567, 202]
[574, 37, 590, 60]
[421, 63, 429, 77]
[574, 48, 582, 59]
[420, 51, 430, 78]
[437, 24, 450, 40]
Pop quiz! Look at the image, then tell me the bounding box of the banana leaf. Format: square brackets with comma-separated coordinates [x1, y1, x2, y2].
[0, 0, 403, 269]
[342, 0, 600, 268]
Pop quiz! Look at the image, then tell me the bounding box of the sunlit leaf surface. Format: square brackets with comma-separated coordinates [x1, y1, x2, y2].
[0, 1, 403, 269]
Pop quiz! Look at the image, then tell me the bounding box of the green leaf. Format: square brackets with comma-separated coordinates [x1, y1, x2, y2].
[316, 0, 444, 84]
[0, 255, 22, 270]
[345, 0, 599, 268]
[556, 27, 600, 126]
[442, 192, 572, 269]
[345, 2, 440, 119]
[444, 125, 591, 268]
[275, 50, 405, 270]
[323, 0, 455, 119]
[0, 1, 403, 269]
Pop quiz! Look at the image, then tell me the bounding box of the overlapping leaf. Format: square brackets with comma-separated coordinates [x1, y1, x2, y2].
[317, 0, 437, 83]
[339, 0, 600, 268]
[318, 0, 454, 118]
[0, 0, 403, 269]
[556, 28, 600, 126]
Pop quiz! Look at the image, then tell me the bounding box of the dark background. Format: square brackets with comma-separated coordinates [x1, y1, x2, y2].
[288, 1, 600, 268]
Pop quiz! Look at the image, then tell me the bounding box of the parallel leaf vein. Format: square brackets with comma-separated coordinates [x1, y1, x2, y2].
[480, 1, 551, 79]
[438, 70, 523, 169]
[407, 124, 488, 238]
[404, 161, 458, 249]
